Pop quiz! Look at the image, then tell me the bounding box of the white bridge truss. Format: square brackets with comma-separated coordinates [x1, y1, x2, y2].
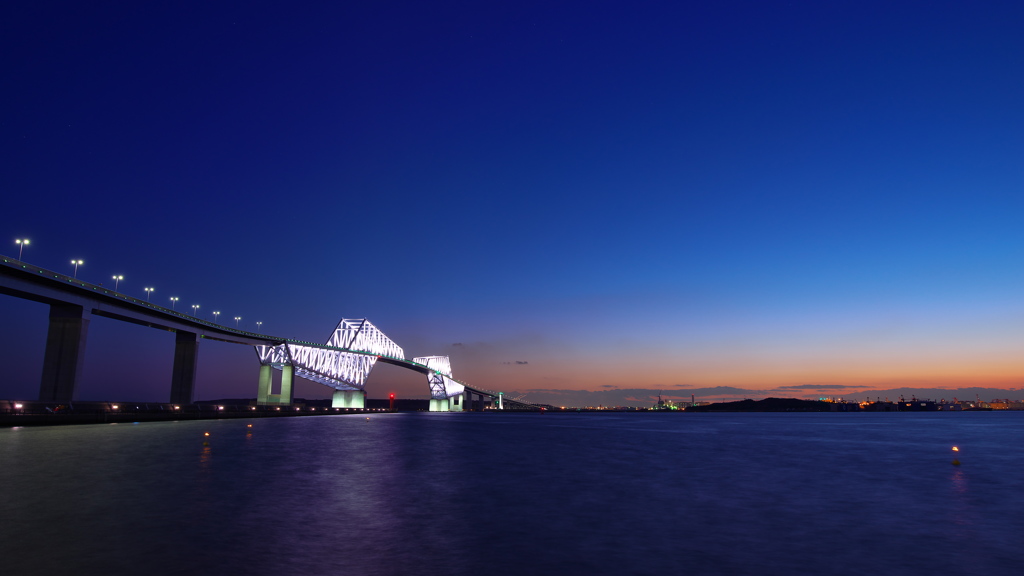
[414, 355, 465, 399]
[327, 318, 404, 358]
[255, 319, 404, 391]
[256, 342, 377, 391]
[254, 318, 468, 399]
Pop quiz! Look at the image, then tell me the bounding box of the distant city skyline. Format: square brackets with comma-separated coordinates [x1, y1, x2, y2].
[3, 2, 1024, 405]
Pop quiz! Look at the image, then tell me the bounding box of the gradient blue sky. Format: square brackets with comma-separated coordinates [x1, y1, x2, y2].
[3, 1, 1024, 404]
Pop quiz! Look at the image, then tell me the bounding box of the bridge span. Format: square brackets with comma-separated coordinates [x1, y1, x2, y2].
[0, 256, 540, 411]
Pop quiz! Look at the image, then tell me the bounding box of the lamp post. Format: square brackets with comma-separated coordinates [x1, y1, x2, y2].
[192, 304, 200, 317]
[169, 296, 179, 310]
[70, 259, 83, 278]
[15, 239, 29, 259]
[213, 311, 220, 324]
[112, 275, 123, 291]
[256, 321, 263, 332]
[144, 287, 154, 301]
[234, 316, 241, 328]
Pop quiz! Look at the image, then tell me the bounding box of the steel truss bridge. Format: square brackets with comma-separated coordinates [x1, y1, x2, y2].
[0, 256, 543, 411]
[253, 318, 541, 411]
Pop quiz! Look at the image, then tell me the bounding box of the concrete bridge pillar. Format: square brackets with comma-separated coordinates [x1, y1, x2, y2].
[461, 392, 484, 412]
[332, 390, 365, 409]
[170, 331, 200, 405]
[449, 394, 463, 411]
[257, 364, 272, 404]
[279, 364, 294, 405]
[38, 304, 90, 403]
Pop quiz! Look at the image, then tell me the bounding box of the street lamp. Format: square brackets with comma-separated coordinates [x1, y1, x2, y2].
[70, 259, 83, 278]
[112, 275, 123, 291]
[256, 321, 263, 332]
[169, 296, 179, 309]
[213, 311, 220, 323]
[192, 304, 200, 317]
[234, 316, 241, 328]
[144, 287, 154, 301]
[15, 239, 29, 259]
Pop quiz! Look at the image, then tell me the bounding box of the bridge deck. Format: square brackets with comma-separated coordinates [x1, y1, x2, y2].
[2, 256, 546, 408]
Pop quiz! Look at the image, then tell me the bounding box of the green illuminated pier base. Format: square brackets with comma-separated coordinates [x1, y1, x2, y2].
[331, 390, 365, 409]
[256, 364, 294, 405]
[429, 394, 463, 412]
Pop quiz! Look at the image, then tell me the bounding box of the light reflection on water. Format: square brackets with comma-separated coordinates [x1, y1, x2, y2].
[1, 412, 1022, 575]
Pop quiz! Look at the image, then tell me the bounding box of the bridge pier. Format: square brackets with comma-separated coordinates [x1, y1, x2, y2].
[428, 395, 465, 412]
[279, 364, 294, 405]
[170, 331, 200, 405]
[257, 364, 272, 404]
[255, 364, 296, 406]
[332, 390, 365, 409]
[38, 304, 91, 403]
[458, 392, 482, 412]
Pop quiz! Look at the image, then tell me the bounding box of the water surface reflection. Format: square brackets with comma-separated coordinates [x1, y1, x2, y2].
[1, 412, 1022, 575]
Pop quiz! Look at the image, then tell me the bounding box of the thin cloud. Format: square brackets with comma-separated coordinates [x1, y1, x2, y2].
[776, 384, 860, 390]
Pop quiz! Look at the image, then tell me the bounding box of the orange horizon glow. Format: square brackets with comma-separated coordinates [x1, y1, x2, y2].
[464, 366, 1024, 395]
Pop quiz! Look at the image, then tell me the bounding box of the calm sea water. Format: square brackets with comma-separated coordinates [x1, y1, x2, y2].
[1, 412, 1022, 576]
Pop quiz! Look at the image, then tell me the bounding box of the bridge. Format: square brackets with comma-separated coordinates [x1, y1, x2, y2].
[0, 255, 541, 411]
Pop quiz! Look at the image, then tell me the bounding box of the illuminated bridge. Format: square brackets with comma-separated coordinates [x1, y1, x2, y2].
[0, 256, 539, 411]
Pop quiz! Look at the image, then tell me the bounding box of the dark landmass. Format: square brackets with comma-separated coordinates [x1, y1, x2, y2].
[686, 397, 857, 412]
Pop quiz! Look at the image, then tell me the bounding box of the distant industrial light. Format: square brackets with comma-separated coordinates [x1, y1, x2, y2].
[14, 403, 23, 409]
